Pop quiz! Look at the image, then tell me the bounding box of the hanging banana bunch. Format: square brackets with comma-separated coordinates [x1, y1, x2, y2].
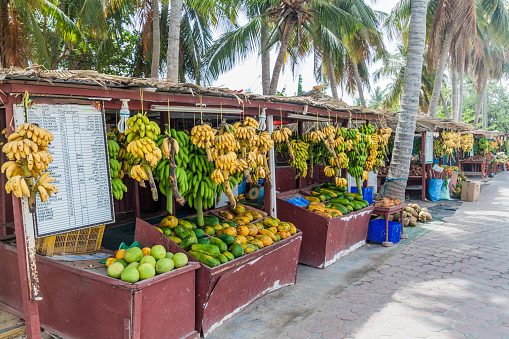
[271, 126, 294, 163]
[290, 139, 309, 178]
[2, 123, 58, 212]
[125, 113, 162, 201]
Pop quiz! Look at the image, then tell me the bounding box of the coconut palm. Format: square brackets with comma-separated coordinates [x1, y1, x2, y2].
[385, 0, 429, 200]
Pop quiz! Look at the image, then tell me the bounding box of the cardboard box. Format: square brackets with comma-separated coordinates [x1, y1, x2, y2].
[461, 181, 481, 202]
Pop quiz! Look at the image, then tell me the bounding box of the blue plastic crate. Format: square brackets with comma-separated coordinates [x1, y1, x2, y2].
[368, 219, 401, 243]
[350, 187, 374, 204]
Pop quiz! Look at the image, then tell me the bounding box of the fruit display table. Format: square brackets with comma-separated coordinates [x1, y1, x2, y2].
[459, 161, 489, 179]
[371, 204, 409, 247]
[276, 187, 374, 268]
[0, 240, 200, 339]
[135, 218, 302, 337]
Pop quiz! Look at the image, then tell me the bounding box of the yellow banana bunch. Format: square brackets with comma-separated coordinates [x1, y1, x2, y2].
[214, 151, 238, 174]
[362, 171, 369, 182]
[191, 124, 216, 148]
[130, 165, 148, 181]
[214, 132, 237, 151]
[257, 132, 274, 150]
[254, 166, 266, 178]
[15, 123, 54, 147]
[331, 136, 344, 148]
[309, 130, 325, 143]
[233, 123, 256, 140]
[290, 139, 308, 177]
[377, 128, 392, 145]
[338, 152, 349, 168]
[322, 125, 336, 137]
[334, 177, 348, 187]
[346, 139, 354, 151]
[236, 159, 248, 172]
[460, 133, 474, 152]
[246, 151, 257, 167]
[126, 137, 162, 167]
[161, 137, 179, 159]
[244, 117, 259, 129]
[125, 113, 160, 141]
[324, 166, 335, 177]
[271, 127, 292, 143]
[364, 133, 379, 170]
[211, 168, 226, 185]
[1, 161, 23, 179]
[5, 175, 31, 198]
[34, 172, 58, 202]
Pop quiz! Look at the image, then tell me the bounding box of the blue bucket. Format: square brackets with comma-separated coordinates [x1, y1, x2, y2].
[350, 187, 374, 204]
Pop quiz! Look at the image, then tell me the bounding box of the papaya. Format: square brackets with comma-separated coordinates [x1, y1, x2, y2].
[263, 218, 279, 228]
[222, 227, 237, 237]
[288, 223, 297, 235]
[255, 234, 273, 247]
[361, 200, 370, 208]
[253, 222, 264, 230]
[216, 254, 228, 264]
[239, 216, 251, 225]
[274, 234, 281, 242]
[234, 235, 247, 244]
[212, 224, 223, 232]
[240, 212, 254, 222]
[267, 226, 278, 234]
[277, 223, 291, 232]
[222, 220, 236, 228]
[159, 215, 178, 228]
[333, 204, 348, 215]
[193, 228, 207, 239]
[247, 224, 259, 236]
[209, 237, 228, 252]
[344, 195, 354, 202]
[248, 238, 264, 248]
[277, 231, 289, 239]
[180, 234, 198, 251]
[248, 210, 263, 220]
[174, 225, 194, 239]
[222, 251, 235, 261]
[320, 189, 338, 198]
[304, 196, 320, 203]
[215, 234, 234, 245]
[236, 226, 249, 236]
[257, 229, 276, 241]
[353, 203, 363, 211]
[178, 219, 195, 230]
[244, 243, 256, 254]
[168, 236, 181, 244]
[231, 218, 245, 226]
[229, 243, 244, 258]
[189, 251, 219, 268]
[202, 226, 215, 235]
[317, 194, 327, 202]
[219, 211, 234, 220]
[191, 244, 221, 256]
[345, 204, 353, 212]
[198, 238, 211, 245]
[231, 204, 246, 214]
[308, 204, 325, 212]
[203, 215, 220, 226]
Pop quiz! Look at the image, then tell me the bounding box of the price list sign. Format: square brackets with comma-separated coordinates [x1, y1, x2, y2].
[15, 103, 114, 237]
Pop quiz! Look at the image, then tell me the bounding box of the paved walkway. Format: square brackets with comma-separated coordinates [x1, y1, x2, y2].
[279, 172, 509, 338]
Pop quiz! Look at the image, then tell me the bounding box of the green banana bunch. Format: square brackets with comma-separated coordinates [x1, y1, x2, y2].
[345, 129, 358, 140]
[125, 113, 161, 141]
[156, 128, 190, 168]
[290, 139, 309, 177]
[108, 139, 120, 158]
[111, 178, 127, 200]
[360, 125, 375, 135]
[110, 158, 121, 179]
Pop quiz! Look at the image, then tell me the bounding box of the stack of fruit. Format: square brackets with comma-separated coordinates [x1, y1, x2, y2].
[106, 245, 189, 283]
[1, 123, 58, 209]
[218, 203, 264, 224]
[107, 138, 127, 200]
[304, 183, 370, 218]
[383, 203, 433, 226]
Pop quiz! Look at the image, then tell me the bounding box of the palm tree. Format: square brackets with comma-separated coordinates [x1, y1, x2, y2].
[0, 0, 81, 68]
[385, 0, 429, 200]
[167, 0, 184, 82]
[151, 0, 161, 78]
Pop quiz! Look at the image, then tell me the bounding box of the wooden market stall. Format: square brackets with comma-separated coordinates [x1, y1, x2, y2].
[0, 68, 385, 338]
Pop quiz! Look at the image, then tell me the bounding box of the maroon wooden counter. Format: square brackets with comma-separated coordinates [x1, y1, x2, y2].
[134, 218, 302, 337]
[0, 240, 200, 339]
[276, 188, 374, 268]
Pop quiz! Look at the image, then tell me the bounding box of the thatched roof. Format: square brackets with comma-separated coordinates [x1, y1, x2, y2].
[385, 112, 478, 133]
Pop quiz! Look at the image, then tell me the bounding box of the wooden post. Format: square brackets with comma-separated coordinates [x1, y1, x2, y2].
[421, 132, 426, 200]
[266, 115, 277, 218]
[134, 181, 141, 219]
[6, 98, 42, 339]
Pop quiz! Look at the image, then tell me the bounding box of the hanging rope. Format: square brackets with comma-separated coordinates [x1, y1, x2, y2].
[167, 98, 171, 132]
[381, 178, 407, 199]
[140, 88, 144, 115]
[199, 94, 203, 124]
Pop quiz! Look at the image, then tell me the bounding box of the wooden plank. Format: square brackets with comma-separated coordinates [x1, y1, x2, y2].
[0, 325, 26, 339]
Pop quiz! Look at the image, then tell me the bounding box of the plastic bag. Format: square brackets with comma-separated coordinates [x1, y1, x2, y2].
[440, 178, 452, 200]
[429, 178, 443, 202]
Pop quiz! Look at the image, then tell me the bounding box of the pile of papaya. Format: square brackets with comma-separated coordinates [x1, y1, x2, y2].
[303, 182, 370, 219]
[155, 205, 297, 268]
[217, 203, 264, 225]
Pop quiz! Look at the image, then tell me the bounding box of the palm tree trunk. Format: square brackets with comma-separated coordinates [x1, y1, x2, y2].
[327, 53, 338, 99]
[385, 0, 429, 200]
[151, 0, 161, 79]
[451, 64, 458, 120]
[352, 62, 366, 107]
[269, 19, 295, 95]
[440, 92, 450, 118]
[474, 76, 487, 128]
[457, 59, 465, 122]
[482, 84, 488, 130]
[166, 0, 184, 82]
[428, 30, 454, 117]
[261, 19, 270, 95]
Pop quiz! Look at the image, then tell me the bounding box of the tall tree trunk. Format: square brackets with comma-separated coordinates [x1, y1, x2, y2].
[261, 19, 271, 95]
[385, 0, 429, 200]
[352, 62, 366, 107]
[269, 20, 295, 95]
[457, 59, 465, 122]
[327, 53, 338, 99]
[482, 84, 488, 130]
[474, 76, 487, 128]
[151, 0, 161, 79]
[440, 92, 450, 118]
[428, 30, 454, 117]
[451, 64, 458, 120]
[166, 0, 184, 82]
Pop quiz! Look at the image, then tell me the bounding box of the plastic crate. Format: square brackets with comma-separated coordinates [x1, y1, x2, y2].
[350, 187, 374, 204]
[35, 225, 105, 256]
[368, 219, 401, 243]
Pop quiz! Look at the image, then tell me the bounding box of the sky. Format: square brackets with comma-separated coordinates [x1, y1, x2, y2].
[210, 0, 398, 106]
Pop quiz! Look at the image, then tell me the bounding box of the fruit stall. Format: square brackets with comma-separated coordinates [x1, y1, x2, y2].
[0, 68, 386, 338]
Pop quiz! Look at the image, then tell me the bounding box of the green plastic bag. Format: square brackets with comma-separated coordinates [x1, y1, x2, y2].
[440, 178, 452, 200]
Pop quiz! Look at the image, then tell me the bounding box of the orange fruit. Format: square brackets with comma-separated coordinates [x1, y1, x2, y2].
[142, 247, 151, 256]
[115, 249, 125, 260]
[105, 258, 117, 267]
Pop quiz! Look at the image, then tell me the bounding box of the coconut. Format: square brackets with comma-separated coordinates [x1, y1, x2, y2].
[418, 211, 427, 222]
[404, 206, 414, 213]
[404, 218, 410, 226]
[426, 212, 432, 221]
[410, 210, 419, 218]
[409, 217, 417, 226]
[421, 207, 428, 212]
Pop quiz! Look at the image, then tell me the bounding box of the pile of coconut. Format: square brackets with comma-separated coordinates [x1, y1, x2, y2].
[383, 203, 433, 227]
